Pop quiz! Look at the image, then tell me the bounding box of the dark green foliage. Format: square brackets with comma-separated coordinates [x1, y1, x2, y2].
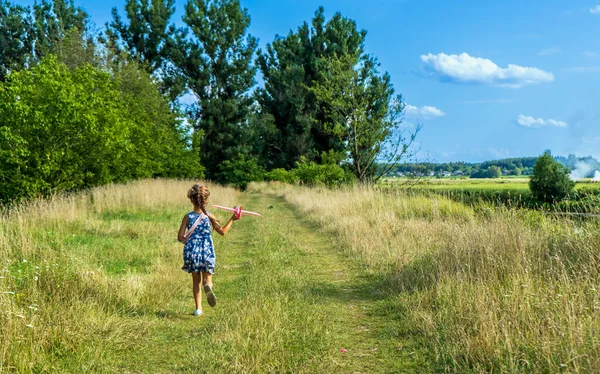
[32, 0, 89, 58]
[264, 168, 299, 184]
[0, 0, 89, 80]
[106, 0, 184, 100]
[292, 157, 354, 187]
[171, 0, 257, 181]
[471, 166, 502, 179]
[256, 7, 366, 169]
[529, 153, 575, 203]
[107, 0, 175, 73]
[310, 54, 416, 184]
[392, 157, 541, 177]
[217, 154, 264, 190]
[0, 1, 34, 81]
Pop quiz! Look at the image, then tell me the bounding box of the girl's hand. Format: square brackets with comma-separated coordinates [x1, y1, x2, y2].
[231, 213, 240, 221]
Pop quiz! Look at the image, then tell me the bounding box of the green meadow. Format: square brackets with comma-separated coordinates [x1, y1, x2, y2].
[2, 179, 600, 372]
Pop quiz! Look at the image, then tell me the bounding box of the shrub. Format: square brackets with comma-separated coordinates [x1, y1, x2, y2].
[217, 154, 265, 190]
[264, 168, 299, 184]
[293, 157, 354, 187]
[529, 153, 575, 203]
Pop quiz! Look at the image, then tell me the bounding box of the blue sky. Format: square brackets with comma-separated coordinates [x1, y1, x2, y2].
[13, 0, 600, 162]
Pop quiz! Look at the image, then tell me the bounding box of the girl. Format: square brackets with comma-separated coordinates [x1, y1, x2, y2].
[177, 184, 238, 316]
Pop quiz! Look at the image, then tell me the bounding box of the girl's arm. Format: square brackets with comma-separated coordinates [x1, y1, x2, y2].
[212, 213, 238, 236]
[177, 214, 189, 243]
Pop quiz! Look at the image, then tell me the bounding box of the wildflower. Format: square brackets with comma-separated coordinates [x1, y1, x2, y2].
[340, 348, 348, 353]
[26, 324, 33, 328]
[22, 259, 28, 263]
[16, 314, 25, 319]
[33, 276, 38, 281]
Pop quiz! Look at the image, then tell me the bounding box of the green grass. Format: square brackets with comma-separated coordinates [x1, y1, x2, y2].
[1, 185, 430, 373]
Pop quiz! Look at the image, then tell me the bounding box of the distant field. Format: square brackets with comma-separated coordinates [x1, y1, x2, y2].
[378, 177, 600, 214]
[380, 177, 600, 194]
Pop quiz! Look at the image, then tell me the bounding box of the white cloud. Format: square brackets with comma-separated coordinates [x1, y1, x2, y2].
[590, 5, 600, 14]
[517, 115, 567, 128]
[420, 52, 554, 88]
[405, 104, 446, 119]
[538, 47, 560, 56]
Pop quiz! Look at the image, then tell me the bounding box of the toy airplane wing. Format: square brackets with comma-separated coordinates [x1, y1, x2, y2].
[211, 205, 264, 219]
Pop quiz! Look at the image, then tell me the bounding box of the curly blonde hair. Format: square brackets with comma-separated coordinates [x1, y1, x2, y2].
[187, 184, 220, 228]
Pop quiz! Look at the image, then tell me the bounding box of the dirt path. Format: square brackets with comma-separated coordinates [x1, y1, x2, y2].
[99, 193, 428, 373]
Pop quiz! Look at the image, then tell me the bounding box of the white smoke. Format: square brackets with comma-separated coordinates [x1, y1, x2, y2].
[570, 161, 595, 181]
[593, 171, 600, 182]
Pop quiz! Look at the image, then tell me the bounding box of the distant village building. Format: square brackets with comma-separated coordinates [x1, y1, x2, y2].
[452, 170, 464, 176]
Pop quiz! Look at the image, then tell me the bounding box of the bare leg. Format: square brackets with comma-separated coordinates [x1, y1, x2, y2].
[202, 272, 213, 287]
[202, 272, 216, 307]
[192, 272, 202, 311]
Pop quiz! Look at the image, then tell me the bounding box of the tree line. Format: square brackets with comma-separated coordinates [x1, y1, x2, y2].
[0, 0, 416, 202]
[391, 155, 599, 180]
[391, 157, 539, 178]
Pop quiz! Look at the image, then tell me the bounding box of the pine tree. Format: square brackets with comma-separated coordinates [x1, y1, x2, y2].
[0, 1, 34, 81]
[256, 7, 366, 170]
[171, 0, 257, 181]
[106, 0, 184, 100]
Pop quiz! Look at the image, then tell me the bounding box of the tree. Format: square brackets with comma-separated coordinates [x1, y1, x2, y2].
[0, 55, 200, 203]
[32, 0, 89, 58]
[106, 0, 184, 100]
[111, 59, 204, 179]
[171, 0, 257, 181]
[310, 55, 419, 184]
[256, 7, 366, 169]
[1, 0, 91, 80]
[0, 1, 34, 81]
[529, 152, 575, 203]
[486, 166, 502, 178]
[0, 56, 131, 202]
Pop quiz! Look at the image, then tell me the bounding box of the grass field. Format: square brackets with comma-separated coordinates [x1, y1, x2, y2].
[381, 177, 600, 191]
[0, 180, 429, 373]
[253, 182, 600, 372]
[378, 177, 600, 215]
[2, 179, 600, 372]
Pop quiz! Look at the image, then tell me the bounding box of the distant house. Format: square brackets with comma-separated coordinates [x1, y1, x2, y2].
[452, 170, 464, 176]
[502, 169, 511, 176]
[441, 171, 452, 177]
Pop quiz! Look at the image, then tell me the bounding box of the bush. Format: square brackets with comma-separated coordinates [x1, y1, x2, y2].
[217, 154, 265, 190]
[529, 153, 575, 203]
[264, 168, 299, 184]
[293, 158, 354, 187]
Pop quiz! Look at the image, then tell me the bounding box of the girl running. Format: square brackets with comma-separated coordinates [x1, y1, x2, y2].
[177, 184, 238, 316]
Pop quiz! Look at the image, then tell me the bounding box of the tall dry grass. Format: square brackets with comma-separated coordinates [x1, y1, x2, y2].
[251, 182, 600, 372]
[0, 180, 239, 372]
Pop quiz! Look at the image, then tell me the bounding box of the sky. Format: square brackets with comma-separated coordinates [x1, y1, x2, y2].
[13, 0, 600, 163]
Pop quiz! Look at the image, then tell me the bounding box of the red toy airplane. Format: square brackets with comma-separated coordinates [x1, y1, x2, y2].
[211, 205, 264, 219]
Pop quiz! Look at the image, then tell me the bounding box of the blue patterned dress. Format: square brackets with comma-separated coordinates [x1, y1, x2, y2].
[182, 211, 216, 274]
